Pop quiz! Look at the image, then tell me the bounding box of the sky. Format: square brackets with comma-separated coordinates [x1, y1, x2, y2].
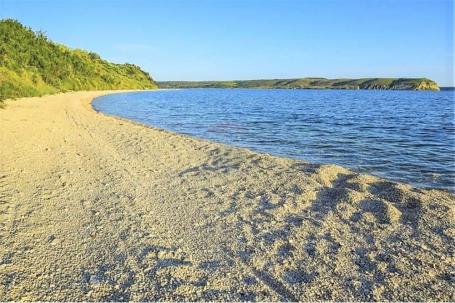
[1, 0, 454, 86]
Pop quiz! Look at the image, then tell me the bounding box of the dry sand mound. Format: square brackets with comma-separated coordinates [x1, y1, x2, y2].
[0, 91, 453, 301]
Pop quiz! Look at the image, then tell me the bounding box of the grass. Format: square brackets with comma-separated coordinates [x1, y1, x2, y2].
[158, 77, 440, 90]
[0, 19, 157, 102]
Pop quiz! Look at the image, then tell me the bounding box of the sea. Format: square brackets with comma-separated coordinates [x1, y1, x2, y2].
[93, 88, 455, 191]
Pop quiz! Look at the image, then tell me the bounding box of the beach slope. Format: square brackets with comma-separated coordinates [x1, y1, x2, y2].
[0, 91, 453, 301]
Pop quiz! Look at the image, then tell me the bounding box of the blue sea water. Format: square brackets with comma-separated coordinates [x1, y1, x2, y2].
[93, 89, 455, 191]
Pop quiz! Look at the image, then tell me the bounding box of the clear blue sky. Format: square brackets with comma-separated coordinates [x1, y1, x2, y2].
[1, 0, 453, 86]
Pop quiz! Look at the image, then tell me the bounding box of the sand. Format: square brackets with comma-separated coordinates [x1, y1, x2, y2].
[0, 91, 453, 301]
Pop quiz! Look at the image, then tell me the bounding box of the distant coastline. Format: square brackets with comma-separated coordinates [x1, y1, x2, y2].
[157, 78, 440, 91]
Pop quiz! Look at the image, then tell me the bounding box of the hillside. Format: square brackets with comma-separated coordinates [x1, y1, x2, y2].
[158, 77, 440, 90]
[0, 19, 157, 101]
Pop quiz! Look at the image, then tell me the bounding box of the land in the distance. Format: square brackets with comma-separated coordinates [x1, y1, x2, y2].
[0, 19, 440, 105]
[158, 77, 440, 90]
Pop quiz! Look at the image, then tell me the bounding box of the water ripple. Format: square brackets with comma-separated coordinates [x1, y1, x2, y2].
[94, 89, 455, 191]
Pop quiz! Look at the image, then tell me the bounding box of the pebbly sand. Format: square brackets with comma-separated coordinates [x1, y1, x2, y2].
[0, 91, 454, 301]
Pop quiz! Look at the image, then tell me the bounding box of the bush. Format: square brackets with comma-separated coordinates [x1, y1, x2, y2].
[0, 19, 157, 101]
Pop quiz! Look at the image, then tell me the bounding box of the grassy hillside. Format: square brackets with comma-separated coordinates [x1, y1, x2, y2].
[0, 19, 157, 102]
[158, 77, 440, 91]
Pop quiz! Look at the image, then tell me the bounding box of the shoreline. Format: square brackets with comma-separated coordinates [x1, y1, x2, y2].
[92, 89, 453, 194]
[0, 91, 453, 301]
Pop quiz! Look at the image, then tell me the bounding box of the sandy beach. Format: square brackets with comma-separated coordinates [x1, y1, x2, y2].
[0, 91, 453, 301]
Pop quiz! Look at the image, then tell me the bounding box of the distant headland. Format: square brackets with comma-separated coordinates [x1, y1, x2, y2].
[158, 78, 440, 91]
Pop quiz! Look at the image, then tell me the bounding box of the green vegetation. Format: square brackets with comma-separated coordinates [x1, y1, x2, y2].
[0, 19, 439, 106]
[0, 19, 157, 102]
[158, 77, 440, 91]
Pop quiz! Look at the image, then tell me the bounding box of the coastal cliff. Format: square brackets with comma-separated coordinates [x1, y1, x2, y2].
[158, 78, 440, 91]
[0, 19, 157, 101]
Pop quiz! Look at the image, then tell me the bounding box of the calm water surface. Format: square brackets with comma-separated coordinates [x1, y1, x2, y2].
[93, 89, 455, 191]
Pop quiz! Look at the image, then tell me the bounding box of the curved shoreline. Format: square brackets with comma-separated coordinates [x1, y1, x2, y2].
[91, 89, 454, 194]
[0, 91, 453, 301]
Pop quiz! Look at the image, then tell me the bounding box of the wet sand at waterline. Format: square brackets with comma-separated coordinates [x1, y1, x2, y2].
[0, 91, 453, 301]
